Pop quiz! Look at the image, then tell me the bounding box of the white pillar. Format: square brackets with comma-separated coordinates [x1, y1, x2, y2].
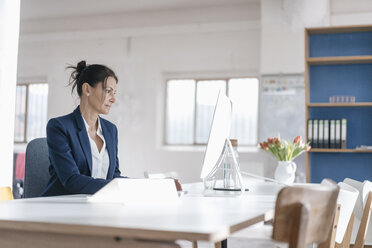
[0, 0, 21, 187]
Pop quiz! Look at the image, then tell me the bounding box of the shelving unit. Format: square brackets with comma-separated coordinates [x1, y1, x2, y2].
[310, 149, 372, 153]
[305, 25, 372, 183]
[307, 55, 372, 65]
[307, 103, 372, 107]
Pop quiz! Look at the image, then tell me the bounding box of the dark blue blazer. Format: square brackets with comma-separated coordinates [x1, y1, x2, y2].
[41, 106, 123, 196]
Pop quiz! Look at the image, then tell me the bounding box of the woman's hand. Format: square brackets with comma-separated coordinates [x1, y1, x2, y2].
[173, 179, 183, 191]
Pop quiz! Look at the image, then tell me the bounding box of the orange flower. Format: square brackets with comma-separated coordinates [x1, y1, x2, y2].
[273, 137, 280, 145]
[260, 142, 269, 149]
[293, 136, 301, 144]
[306, 146, 311, 152]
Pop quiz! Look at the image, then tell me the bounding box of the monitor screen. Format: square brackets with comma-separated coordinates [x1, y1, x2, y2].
[200, 91, 232, 179]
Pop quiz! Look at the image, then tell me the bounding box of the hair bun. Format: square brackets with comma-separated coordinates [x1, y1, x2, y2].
[76, 60, 87, 74]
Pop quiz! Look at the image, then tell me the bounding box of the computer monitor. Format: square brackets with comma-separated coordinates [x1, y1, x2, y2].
[200, 91, 232, 180]
[200, 91, 245, 192]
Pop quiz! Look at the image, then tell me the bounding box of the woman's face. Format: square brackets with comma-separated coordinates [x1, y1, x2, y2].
[87, 76, 117, 115]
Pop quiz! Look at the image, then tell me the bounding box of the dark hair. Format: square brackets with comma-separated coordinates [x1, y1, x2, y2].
[67, 60, 118, 97]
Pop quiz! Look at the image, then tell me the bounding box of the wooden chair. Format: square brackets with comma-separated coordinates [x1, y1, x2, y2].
[321, 192, 372, 248]
[0, 186, 14, 201]
[320, 178, 372, 248]
[353, 191, 372, 248]
[227, 181, 339, 248]
[272, 181, 339, 248]
[319, 181, 359, 248]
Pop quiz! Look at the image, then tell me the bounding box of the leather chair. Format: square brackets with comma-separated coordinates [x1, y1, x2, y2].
[24, 138, 50, 198]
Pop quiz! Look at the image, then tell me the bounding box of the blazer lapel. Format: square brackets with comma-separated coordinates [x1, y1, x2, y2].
[73, 107, 93, 175]
[100, 118, 115, 179]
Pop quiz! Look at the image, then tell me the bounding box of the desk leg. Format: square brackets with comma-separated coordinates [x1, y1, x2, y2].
[221, 239, 227, 248]
[214, 239, 227, 248]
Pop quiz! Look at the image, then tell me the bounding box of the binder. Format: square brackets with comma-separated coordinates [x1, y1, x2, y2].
[318, 120, 324, 148]
[330, 120, 335, 149]
[335, 119, 341, 149]
[323, 120, 329, 149]
[307, 119, 313, 147]
[313, 120, 319, 149]
[341, 118, 347, 149]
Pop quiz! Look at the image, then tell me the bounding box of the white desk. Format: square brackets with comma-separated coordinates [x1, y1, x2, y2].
[0, 181, 282, 248]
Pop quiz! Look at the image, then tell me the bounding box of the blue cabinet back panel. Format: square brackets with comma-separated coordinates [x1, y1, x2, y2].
[309, 32, 372, 57]
[311, 153, 372, 183]
[309, 64, 372, 103]
[309, 107, 372, 148]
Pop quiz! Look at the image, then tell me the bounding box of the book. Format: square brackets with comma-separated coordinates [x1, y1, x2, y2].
[313, 120, 319, 149]
[356, 145, 372, 150]
[335, 119, 341, 149]
[318, 120, 324, 148]
[341, 118, 347, 149]
[330, 120, 335, 149]
[307, 119, 313, 147]
[324, 120, 329, 149]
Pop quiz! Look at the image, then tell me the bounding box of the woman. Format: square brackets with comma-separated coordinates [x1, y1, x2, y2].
[41, 61, 124, 196]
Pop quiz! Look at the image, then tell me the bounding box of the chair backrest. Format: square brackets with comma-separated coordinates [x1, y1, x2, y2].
[24, 138, 50, 198]
[272, 181, 340, 248]
[354, 191, 372, 248]
[342, 178, 372, 248]
[0, 186, 13, 201]
[334, 182, 359, 244]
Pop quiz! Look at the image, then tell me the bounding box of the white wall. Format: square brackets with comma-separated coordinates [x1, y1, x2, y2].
[16, 0, 372, 184]
[330, 0, 372, 26]
[0, 0, 20, 187]
[18, 3, 272, 183]
[260, 0, 330, 74]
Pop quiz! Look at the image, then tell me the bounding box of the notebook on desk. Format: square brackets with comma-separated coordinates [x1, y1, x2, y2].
[26, 179, 180, 204]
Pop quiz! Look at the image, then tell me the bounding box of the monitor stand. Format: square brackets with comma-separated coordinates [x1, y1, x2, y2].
[203, 139, 246, 192]
[213, 187, 249, 191]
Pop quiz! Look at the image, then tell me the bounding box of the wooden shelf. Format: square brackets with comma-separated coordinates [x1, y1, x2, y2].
[307, 102, 372, 107]
[305, 25, 372, 183]
[310, 148, 372, 153]
[306, 25, 372, 34]
[307, 56, 372, 65]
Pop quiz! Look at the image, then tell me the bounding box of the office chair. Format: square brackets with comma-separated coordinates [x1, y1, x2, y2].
[24, 137, 50, 198]
[0, 186, 13, 201]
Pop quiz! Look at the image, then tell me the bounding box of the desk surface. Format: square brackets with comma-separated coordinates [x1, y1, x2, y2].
[0, 181, 282, 242]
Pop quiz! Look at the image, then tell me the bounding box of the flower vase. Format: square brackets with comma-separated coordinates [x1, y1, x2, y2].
[274, 161, 296, 184]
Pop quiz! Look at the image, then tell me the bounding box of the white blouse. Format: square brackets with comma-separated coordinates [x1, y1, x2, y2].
[82, 116, 110, 179]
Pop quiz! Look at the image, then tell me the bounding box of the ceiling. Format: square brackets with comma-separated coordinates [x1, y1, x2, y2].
[20, 0, 257, 20]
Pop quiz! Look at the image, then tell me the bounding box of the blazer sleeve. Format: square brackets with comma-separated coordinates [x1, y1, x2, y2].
[113, 125, 125, 178]
[47, 118, 110, 194]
